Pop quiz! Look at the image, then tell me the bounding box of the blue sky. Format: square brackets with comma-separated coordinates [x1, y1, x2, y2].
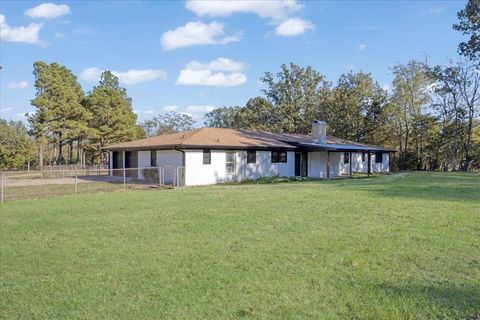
[0, 0, 466, 125]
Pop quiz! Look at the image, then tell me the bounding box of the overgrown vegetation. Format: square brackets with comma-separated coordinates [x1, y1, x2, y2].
[1, 172, 479, 319]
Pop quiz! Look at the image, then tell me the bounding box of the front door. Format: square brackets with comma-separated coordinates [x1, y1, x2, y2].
[295, 152, 308, 177]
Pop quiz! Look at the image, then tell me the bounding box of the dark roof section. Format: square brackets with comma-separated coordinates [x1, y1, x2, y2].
[104, 127, 395, 152]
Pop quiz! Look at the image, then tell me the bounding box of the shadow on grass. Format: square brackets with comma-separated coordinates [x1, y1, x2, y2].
[376, 282, 480, 318]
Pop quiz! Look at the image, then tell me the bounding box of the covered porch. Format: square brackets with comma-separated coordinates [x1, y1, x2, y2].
[297, 142, 394, 179]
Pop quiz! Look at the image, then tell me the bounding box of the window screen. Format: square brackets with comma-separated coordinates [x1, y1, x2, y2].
[271, 151, 287, 163]
[375, 152, 383, 163]
[203, 149, 211, 164]
[344, 152, 349, 164]
[226, 152, 235, 174]
[150, 150, 156, 167]
[247, 150, 256, 163]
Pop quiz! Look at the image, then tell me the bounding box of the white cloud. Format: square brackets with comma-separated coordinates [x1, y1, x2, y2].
[144, 110, 155, 114]
[422, 7, 443, 15]
[185, 105, 215, 113]
[180, 112, 195, 119]
[0, 107, 13, 112]
[25, 3, 71, 19]
[186, 1, 313, 37]
[186, 57, 246, 72]
[186, 0, 302, 22]
[115, 69, 166, 85]
[275, 17, 314, 37]
[358, 43, 366, 51]
[176, 58, 247, 87]
[162, 105, 178, 112]
[8, 81, 28, 89]
[0, 14, 42, 44]
[80, 67, 166, 85]
[54, 32, 64, 39]
[161, 21, 239, 50]
[382, 84, 391, 92]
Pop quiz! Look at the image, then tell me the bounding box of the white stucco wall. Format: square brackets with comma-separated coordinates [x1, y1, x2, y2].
[156, 150, 183, 184]
[371, 153, 389, 173]
[235, 150, 295, 181]
[137, 151, 151, 179]
[339, 152, 390, 174]
[307, 151, 341, 178]
[135, 150, 183, 182]
[184, 150, 295, 186]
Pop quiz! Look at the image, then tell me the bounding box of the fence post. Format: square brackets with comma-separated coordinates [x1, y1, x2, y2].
[158, 167, 161, 186]
[74, 170, 78, 195]
[1, 173, 4, 203]
[123, 168, 126, 190]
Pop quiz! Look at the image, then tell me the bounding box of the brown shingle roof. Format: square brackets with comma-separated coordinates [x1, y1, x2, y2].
[105, 128, 297, 150]
[104, 127, 394, 152]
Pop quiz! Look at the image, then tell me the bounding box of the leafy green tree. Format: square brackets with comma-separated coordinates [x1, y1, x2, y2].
[234, 97, 276, 131]
[261, 63, 331, 133]
[141, 112, 194, 137]
[204, 106, 242, 128]
[390, 61, 434, 169]
[85, 71, 139, 161]
[0, 119, 36, 170]
[453, 0, 480, 64]
[327, 72, 390, 145]
[29, 61, 89, 164]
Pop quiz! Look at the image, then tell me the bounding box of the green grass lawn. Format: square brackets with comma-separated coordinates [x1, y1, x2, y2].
[1, 172, 479, 319]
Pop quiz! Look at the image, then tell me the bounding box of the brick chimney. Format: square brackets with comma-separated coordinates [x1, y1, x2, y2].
[312, 120, 327, 144]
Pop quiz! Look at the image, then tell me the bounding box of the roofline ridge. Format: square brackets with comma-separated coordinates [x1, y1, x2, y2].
[179, 127, 205, 145]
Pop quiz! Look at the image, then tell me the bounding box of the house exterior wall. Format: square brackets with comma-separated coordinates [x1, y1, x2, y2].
[235, 150, 295, 181]
[128, 149, 183, 181]
[371, 153, 389, 173]
[137, 151, 151, 179]
[307, 151, 341, 178]
[115, 148, 389, 185]
[184, 150, 295, 186]
[339, 152, 390, 174]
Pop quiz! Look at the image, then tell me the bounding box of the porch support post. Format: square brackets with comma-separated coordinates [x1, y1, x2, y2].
[389, 152, 392, 172]
[109, 151, 113, 175]
[326, 151, 330, 179]
[367, 152, 371, 176]
[349, 152, 353, 178]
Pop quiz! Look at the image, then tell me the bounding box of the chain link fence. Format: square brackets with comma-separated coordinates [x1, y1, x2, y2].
[0, 166, 185, 203]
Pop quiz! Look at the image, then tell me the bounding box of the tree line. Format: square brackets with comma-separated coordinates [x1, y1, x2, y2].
[204, 59, 479, 171]
[0, 0, 478, 171]
[203, 0, 479, 171]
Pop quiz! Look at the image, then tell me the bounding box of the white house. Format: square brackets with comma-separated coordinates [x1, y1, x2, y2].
[105, 121, 394, 186]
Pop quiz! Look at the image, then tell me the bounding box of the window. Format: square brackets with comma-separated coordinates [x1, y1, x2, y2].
[150, 150, 157, 167]
[344, 152, 350, 164]
[271, 151, 287, 163]
[203, 149, 211, 164]
[247, 150, 256, 163]
[375, 152, 383, 163]
[362, 152, 366, 162]
[226, 152, 235, 174]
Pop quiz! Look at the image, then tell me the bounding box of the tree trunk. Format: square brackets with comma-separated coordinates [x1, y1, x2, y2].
[464, 109, 474, 171]
[38, 143, 43, 169]
[68, 141, 73, 164]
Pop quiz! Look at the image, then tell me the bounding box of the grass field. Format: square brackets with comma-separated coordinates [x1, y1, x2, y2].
[1, 172, 479, 319]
